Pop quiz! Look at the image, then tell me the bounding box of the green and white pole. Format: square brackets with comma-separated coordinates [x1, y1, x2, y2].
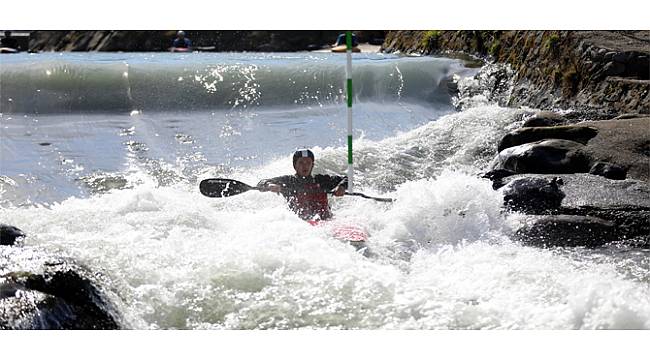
[345, 31, 354, 192]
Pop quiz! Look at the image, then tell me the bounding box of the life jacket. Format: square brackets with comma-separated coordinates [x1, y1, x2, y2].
[286, 182, 331, 221]
[173, 38, 189, 48]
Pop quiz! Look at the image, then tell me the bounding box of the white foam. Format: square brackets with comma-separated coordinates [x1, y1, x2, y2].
[3, 168, 648, 329]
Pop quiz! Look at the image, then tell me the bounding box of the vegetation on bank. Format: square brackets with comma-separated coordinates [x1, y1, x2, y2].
[382, 30, 650, 114]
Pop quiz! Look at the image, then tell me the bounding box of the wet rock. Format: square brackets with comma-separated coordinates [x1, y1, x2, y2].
[491, 139, 591, 174]
[493, 117, 650, 182]
[521, 111, 568, 127]
[580, 117, 650, 182]
[559, 206, 650, 245]
[0, 224, 24, 246]
[515, 215, 616, 247]
[505, 173, 650, 208]
[481, 169, 517, 189]
[501, 177, 565, 213]
[0, 247, 122, 329]
[589, 161, 627, 180]
[502, 174, 650, 246]
[603, 61, 626, 76]
[498, 126, 599, 152]
[384, 31, 650, 114]
[613, 113, 642, 120]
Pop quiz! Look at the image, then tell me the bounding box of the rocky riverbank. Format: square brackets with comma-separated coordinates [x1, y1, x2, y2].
[26, 30, 386, 52]
[382, 31, 649, 115]
[382, 30, 649, 248]
[486, 112, 649, 248]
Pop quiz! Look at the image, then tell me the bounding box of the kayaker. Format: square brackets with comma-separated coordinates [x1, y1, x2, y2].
[257, 149, 347, 221]
[1, 31, 19, 50]
[334, 33, 359, 47]
[171, 30, 192, 50]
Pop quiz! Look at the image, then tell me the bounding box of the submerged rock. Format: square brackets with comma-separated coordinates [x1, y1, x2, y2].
[515, 215, 616, 247]
[0, 224, 24, 246]
[501, 177, 565, 213]
[505, 174, 650, 247]
[0, 247, 122, 329]
[481, 169, 517, 189]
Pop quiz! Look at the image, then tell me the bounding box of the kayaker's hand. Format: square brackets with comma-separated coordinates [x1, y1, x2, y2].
[334, 185, 345, 197]
[265, 184, 282, 193]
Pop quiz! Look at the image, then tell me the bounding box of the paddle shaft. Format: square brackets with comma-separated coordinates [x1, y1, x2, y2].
[200, 178, 393, 202]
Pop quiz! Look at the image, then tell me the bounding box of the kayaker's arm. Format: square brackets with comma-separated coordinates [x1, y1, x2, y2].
[315, 175, 347, 197]
[256, 176, 293, 194]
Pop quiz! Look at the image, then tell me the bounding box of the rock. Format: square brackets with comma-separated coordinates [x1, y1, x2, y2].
[580, 117, 650, 181]
[28, 30, 388, 53]
[515, 215, 617, 247]
[501, 176, 565, 213]
[521, 111, 567, 127]
[603, 61, 626, 76]
[1, 284, 82, 330]
[0, 224, 24, 246]
[0, 247, 122, 329]
[498, 126, 599, 152]
[384, 31, 650, 114]
[501, 173, 650, 209]
[494, 117, 650, 182]
[481, 169, 517, 189]
[613, 52, 630, 63]
[502, 174, 650, 245]
[613, 113, 642, 119]
[589, 161, 627, 180]
[491, 139, 591, 174]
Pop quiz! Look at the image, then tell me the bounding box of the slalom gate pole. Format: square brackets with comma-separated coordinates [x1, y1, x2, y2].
[345, 31, 354, 192]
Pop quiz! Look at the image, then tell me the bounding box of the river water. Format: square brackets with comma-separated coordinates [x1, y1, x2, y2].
[1, 52, 649, 329]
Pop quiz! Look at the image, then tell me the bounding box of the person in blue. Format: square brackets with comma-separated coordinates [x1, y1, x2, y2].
[171, 30, 192, 50]
[334, 33, 359, 47]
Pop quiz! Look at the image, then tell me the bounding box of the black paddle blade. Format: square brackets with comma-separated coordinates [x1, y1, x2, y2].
[199, 178, 255, 197]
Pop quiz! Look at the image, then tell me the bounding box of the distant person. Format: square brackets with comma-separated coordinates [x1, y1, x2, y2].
[1, 31, 19, 50]
[171, 30, 192, 51]
[334, 33, 359, 47]
[257, 149, 347, 221]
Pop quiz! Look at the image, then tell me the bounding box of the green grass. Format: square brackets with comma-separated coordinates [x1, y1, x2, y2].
[420, 30, 441, 50]
[546, 34, 560, 50]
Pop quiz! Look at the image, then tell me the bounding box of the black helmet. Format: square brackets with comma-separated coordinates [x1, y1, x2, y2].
[292, 149, 314, 167]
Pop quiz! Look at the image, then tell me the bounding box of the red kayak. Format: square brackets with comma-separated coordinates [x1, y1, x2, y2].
[170, 47, 192, 53]
[307, 219, 368, 243]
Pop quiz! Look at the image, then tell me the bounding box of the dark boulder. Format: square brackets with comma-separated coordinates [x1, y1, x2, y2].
[0, 224, 24, 246]
[495, 117, 649, 181]
[515, 215, 617, 247]
[491, 139, 591, 174]
[498, 125, 598, 152]
[1, 248, 122, 329]
[501, 176, 565, 213]
[500, 173, 650, 209]
[521, 111, 568, 127]
[503, 174, 650, 247]
[481, 168, 517, 189]
[589, 161, 627, 180]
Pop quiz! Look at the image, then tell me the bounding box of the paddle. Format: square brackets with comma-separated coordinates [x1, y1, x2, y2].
[199, 178, 394, 203]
